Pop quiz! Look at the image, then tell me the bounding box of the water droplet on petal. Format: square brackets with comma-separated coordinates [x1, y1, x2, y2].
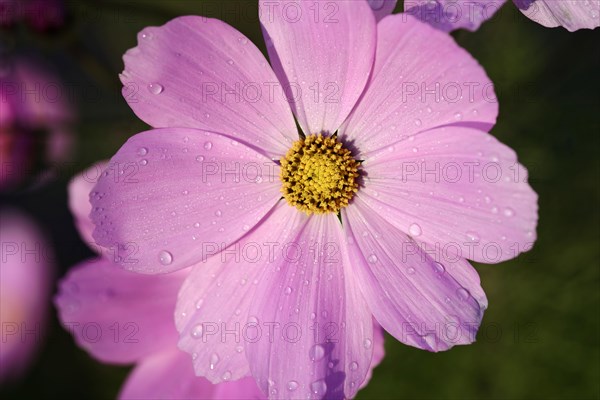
[407, 267, 416, 275]
[409, 223, 422, 237]
[434, 262, 445, 274]
[349, 361, 359, 371]
[148, 83, 163, 94]
[222, 371, 232, 381]
[204, 142, 213, 150]
[158, 250, 173, 265]
[456, 287, 470, 301]
[139, 159, 148, 166]
[363, 338, 372, 349]
[309, 344, 325, 361]
[196, 155, 205, 162]
[503, 207, 515, 217]
[284, 286, 293, 295]
[191, 324, 203, 338]
[310, 380, 327, 397]
[287, 381, 299, 391]
[209, 353, 220, 370]
[137, 147, 148, 156]
[367, 254, 378, 264]
[466, 231, 480, 242]
[454, 112, 463, 120]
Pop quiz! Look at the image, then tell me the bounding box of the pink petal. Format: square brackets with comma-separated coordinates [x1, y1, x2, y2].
[514, 0, 600, 31]
[0, 210, 53, 383]
[259, 0, 376, 135]
[68, 161, 109, 249]
[367, 0, 398, 21]
[120, 349, 265, 400]
[90, 128, 281, 274]
[176, 202, 304, 384]
[403, 0, 506, 32]
[120, 16, 298, 159]
[360, 322, 385, 390]
[55, 258, 185, 363]
[119, 350, 217, 400]
[213, 377, 268, 400]
[359, 125, 538, 263]
[342, 197, 487, 352]
[339, 14, 498, 158]
[245, 211, 374, 399]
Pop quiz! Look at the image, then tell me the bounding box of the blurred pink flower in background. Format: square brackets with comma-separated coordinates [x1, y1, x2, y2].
[55, 163, 385, 399]
[0, 0, 66, 31]
[0, 58, 74, 190]
[403, 0, 599, 32]
[0, 208, 54, 383]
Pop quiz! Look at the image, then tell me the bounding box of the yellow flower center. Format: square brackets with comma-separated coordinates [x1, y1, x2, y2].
[280, 134, 360, 215]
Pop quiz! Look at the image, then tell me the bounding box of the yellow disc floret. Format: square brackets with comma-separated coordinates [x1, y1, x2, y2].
[280, 134, 360, 215]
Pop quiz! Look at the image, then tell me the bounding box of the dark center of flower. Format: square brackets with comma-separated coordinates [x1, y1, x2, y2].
[280, 134, 360, 215]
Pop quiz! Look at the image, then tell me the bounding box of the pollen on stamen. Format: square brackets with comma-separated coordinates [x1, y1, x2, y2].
[280, 134, 360, 215]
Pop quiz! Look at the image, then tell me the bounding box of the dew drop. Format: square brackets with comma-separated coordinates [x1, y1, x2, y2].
[191, 324, 203, 338]
[456, 287, 470, 301]
[215, 210, 222, 217]
[195, 298, 204, 309]
[209, 353, 220, 370]
[310, 380, 327, 397]
[309, 344, 325, 361]
[196, 155, 205, 162]
[407, 267, 416, 275]
[434, 262, 445, 274]
[204, 142, 213, 150]
[158, 250, 173, 265]
[466, 231, 480, 242]
[454, 112, 463, 120]
[367, 254, 378, 264]
[148, 83, 163, 94]
[503, 207, 515, 217]
[363, 338, 373, 349]
[137, 147, 148, 156]
[139, 159, 148, 166]
[287, 380, 299, 391]
[414, 119, 422, 127]
[284, 286, 293, 295]
[222, 371, 232, 381]
[409, 223, 422, 237]
[349, 361, 359, 371]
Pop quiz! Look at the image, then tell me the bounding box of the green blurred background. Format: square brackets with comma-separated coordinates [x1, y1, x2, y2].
[1, 0, 598, 399]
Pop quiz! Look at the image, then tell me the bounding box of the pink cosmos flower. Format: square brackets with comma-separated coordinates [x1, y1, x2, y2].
[0, 209, 54, 383]
[56, 162, 385, 399]
[0, 59, 73, 190]
[91, 1, 538, 398]
[402, 0, 600, 32]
